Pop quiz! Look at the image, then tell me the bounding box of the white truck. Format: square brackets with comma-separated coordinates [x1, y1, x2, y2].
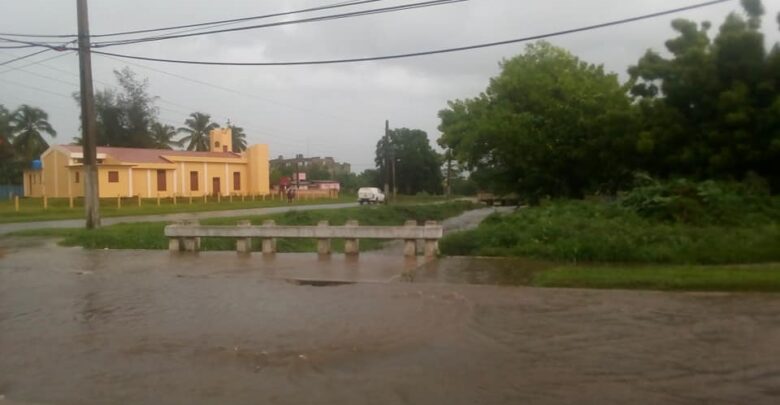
[357, 187, 386, 205]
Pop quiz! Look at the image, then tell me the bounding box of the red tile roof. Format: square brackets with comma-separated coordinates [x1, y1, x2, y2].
[60, 145, 241, 164]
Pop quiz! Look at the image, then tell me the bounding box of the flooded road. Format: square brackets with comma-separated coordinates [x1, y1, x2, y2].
[2, 237, 780, 403]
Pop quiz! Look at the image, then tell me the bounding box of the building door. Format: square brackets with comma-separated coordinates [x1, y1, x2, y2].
[212, 177, 220, 196]
[157, 170, 166, 192]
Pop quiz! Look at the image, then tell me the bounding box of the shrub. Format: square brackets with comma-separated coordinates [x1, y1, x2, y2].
[619, 176, 777, 225]
[440, 199, 780, 264]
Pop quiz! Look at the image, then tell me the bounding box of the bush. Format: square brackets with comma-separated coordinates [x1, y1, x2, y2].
[619, 176, 777, 225]
[440, 199, 780, 264]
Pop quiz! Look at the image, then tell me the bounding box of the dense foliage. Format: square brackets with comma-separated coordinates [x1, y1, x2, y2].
[439, 42, 636, 200]
[375, 127, 443, 195]
[630, 0, 780, 190]
[0, 103, 56, 184]
[440, 185, 780, 264]
[439, 0, 780, 199]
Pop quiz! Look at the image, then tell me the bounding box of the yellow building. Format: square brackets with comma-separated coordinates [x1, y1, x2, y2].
[23, 128, 270, 198]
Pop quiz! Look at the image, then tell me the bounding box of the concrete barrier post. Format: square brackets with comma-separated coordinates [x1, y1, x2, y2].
[69, 196, 74, 209]
[236, 220, 252, 254]
[180, 219, 200, 251]
[168, 238, 181, 252]
[229, 194, 233, 203]
[424, 220, 439, 257]
[43, 195, 48, 210]
[138, 195, 142, 207]
[403, 220, 417, 257]
[317, 220, 331, 255]
[183, 237, 198, 252]
[218, 193, 221, 203]
[157, 196, 161, 206]
[261, 220, 276, 254]
[14, 195, 19, 212]
[344, 220, 360, 255]
[117, 195, 121, 209]
[173, 195, 177, 205]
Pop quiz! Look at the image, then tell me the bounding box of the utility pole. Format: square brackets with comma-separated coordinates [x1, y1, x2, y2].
[77, 0, 100, 229]
[391, 143, 397, 200]
[446, 149, 452, 198]
[383, 120, 390, 204]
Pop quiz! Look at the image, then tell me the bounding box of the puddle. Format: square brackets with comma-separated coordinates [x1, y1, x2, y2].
[285, 279, 357, 287]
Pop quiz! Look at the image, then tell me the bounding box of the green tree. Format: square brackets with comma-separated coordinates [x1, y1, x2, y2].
[178, 112, 219, 151]
[306, 162, 331, 180]
[356, 169, 380, 188]
[629, 0, 780, 190]
[75, 68, 160, 148]
[10, 104, 56, 162]
[150, 122, 180, 149]
[0, 104, 11, 145]
[0, 104, 22, 184]
[376, 127, 443, 194]
[229, 124, 247, 152]
[439, 41, 636, 200]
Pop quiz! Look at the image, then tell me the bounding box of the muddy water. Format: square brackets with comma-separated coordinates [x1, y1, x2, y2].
[2, 238, 780, 403]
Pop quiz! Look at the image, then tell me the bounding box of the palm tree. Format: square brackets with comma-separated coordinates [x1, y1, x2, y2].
[229, 124, 247, 152]
[150, 122, 181, 150]
[10, 104, 56, 161]
[178, 112, 218, 151]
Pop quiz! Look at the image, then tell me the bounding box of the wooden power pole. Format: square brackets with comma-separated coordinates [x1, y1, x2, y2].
[383, 120, 390, 203]
[77, 0, 100, 228]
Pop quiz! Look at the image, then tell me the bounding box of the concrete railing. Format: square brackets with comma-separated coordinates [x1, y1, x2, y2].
[164, 219, 443, 257]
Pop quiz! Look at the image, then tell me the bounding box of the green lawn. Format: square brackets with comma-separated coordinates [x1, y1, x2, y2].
[0, 195, 353, 224]
[531, 263, 780, 292]
[10, 201, 476, 253]
[0, 194, 456, 224]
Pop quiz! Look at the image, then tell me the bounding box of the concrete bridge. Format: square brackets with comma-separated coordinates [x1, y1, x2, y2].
[165, 219, 444, 257]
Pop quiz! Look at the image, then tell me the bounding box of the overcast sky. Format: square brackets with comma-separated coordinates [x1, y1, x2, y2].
[1, 0, 779, 172]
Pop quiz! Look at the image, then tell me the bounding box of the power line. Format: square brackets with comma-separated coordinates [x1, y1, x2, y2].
[0, 48, 51, 67]
[93, 52, 380, 129]
[0, 0, 387, 39]
[85, 0, 735, 66]
[89, 0, 467, 48]
[0, 51, 73, 76]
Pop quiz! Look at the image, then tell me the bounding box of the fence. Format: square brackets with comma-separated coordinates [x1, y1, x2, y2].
[0, 185, 23, 199]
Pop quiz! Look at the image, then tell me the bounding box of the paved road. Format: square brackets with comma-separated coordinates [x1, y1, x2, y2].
[0, 202, 358, 235]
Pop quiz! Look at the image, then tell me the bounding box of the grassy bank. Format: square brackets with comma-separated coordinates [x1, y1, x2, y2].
[11, 201, 476, 253]
[440, 199, 780, 264]
[0, 195, 352, 224]
[530, 263, 780, 292]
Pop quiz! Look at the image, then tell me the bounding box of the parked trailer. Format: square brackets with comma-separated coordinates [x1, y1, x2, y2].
[477, 192, 520, 206]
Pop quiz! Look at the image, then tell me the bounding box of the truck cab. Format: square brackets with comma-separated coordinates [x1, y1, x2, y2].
[357, 187, 386, 205]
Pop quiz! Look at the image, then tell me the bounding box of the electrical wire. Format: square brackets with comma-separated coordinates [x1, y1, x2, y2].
[86, 0, 735, 66]
[0, 51, 73, 75]
[90, 0, 467, 48]
[0, 0, 387, 39]
[0, 48, 51, 67]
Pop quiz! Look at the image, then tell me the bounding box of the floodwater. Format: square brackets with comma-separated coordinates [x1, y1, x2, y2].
[2, 220, 780, 403]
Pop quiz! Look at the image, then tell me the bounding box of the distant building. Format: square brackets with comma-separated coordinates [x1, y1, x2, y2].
[270, 154, 351, 178]
[23, 128, 270, 198]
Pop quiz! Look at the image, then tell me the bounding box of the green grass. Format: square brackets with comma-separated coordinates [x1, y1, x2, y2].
[440, 199, 780, 264]
[10, 201, 476, 253]
[531, 263, 780, 292]
[0, 194, 456, 224]
[0, 195, 353, 224]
